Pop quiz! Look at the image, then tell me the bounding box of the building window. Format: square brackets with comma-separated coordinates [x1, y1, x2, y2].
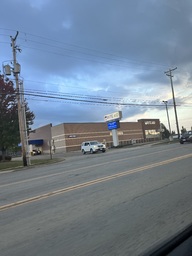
[145, 130, 160, 138]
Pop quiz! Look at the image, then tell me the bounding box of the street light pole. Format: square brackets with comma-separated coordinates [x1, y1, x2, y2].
[162, 100, 171, 135]
[164, 67, 180, 138]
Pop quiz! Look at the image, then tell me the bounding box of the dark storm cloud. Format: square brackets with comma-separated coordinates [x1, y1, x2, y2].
[1, 0, 192, 128]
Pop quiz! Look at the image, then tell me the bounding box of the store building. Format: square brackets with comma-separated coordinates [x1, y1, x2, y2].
[28, 123, 52, 154]
[138, 119, 161, 140]
[52, 121, 145, 152]
[28, 119, 161, 154]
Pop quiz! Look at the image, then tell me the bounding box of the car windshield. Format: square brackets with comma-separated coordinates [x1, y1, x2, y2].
[90, 141, 99, 145]
[1, 1, 192, 256]
[182, 132, 191, 137]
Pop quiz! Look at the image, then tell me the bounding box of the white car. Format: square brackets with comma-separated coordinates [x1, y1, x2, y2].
[81, 141, 106, 154]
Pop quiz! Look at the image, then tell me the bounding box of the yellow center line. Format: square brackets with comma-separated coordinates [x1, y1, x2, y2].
[0, 147, 182, 188]
[0, 153, 191, 212]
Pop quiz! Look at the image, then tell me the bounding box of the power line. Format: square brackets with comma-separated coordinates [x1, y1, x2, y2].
[1, 89, 169, 106]
[18, 31, 168, 68]
[0, 29, 169, 71]
[2, 85, 185, 107]
[19, 45, 164, 72]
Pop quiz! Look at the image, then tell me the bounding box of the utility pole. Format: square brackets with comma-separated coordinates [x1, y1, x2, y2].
[164, 67, 180, 139]
[20, 80, 31, 165]
[162, 100, 172, 135]
[11, 31, 28, 166]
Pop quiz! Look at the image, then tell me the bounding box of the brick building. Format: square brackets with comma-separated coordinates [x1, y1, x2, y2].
[138, 119, 161, 140]
[28, 123, 52, 154]
[28, 119, 160, 154]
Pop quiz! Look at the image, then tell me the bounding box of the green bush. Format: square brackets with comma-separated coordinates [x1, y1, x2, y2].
[5, 155, 12, 161]
[0, 155, 12, 161]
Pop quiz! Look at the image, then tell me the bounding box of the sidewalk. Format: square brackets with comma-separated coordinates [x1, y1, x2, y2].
[12, 139, 176, 161]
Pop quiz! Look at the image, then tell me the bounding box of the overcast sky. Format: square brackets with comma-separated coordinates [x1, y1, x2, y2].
[1, 0, 192, 132]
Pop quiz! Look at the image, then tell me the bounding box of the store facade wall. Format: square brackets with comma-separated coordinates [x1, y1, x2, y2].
[51, 124, 66, 152]
[28, 119, 160, 154]
[52, 123, 109, 152]
[52, 121, 146, 152]
[28, 123, 52, 154]
[138, 119, 161, 140]
[117, 122, 144, 145]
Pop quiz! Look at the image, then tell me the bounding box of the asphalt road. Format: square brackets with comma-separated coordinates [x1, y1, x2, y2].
[0, 143, 192, 256]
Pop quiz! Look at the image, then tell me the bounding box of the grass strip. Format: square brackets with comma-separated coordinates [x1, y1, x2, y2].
[0, 158, 64, 171]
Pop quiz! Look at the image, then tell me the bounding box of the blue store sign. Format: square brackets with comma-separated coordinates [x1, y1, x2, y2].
[107, 120, 120, 130]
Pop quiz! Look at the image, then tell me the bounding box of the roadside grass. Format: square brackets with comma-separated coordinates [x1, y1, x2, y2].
[0, 139, 179, 172]
[151, 139, 179, 146]
[0, 158, 64, 171]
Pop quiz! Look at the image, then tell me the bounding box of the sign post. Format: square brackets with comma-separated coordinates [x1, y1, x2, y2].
[112, 129, 119, 147]
[104, 111, 122, 147]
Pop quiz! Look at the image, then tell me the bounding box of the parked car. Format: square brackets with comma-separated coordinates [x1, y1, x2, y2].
[81, 141, 106, 154]
[32, 149, 42, 155]
[180, 131, 192, 144]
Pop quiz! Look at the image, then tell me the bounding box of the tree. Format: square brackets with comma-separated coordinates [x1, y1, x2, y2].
[160, 123, 170, 139]
[25, 100, 35, 135]
[181, 126, 187, 134]
[0, 75, 35, 159]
